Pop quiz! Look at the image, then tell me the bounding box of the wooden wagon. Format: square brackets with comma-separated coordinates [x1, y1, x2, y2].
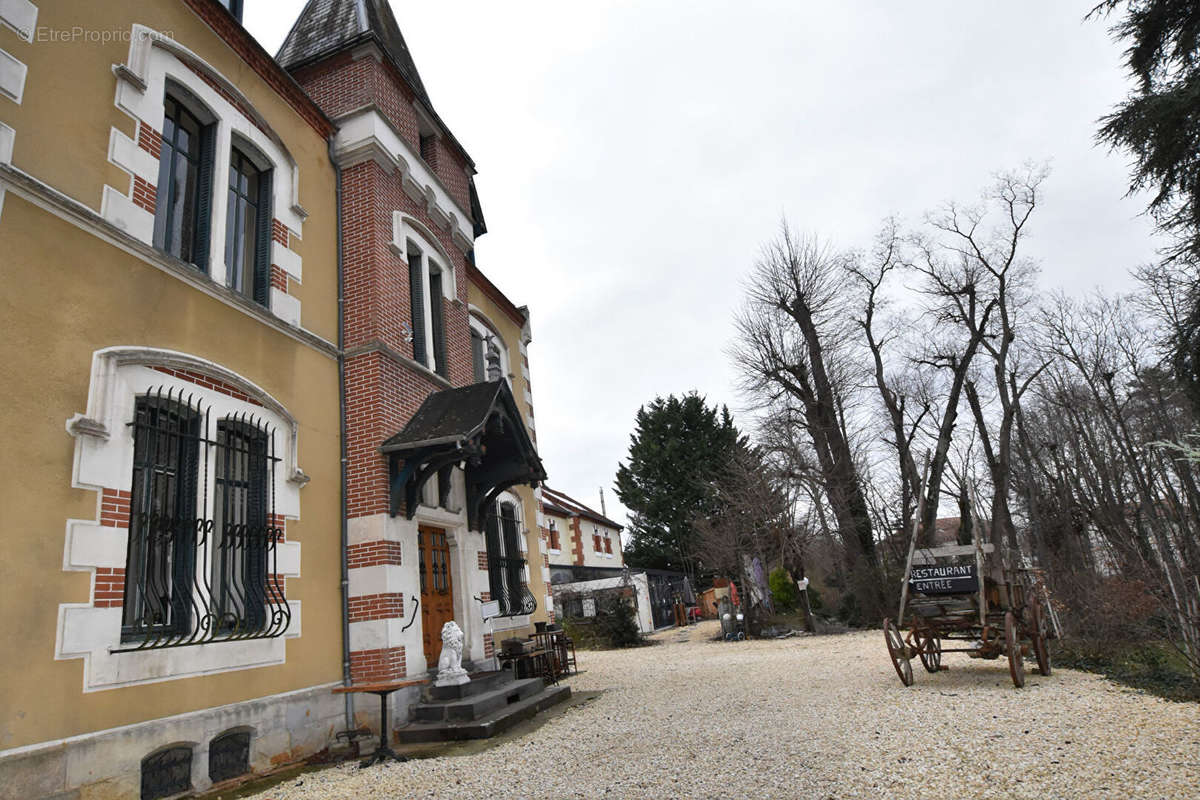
[882, 504, 1054, 689]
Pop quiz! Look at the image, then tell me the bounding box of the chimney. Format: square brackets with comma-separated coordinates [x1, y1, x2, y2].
[599, 487, 607, 517]
[485, 340, 502, 382]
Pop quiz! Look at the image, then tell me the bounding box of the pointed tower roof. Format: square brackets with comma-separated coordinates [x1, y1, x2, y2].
[277, 0, 431, 112]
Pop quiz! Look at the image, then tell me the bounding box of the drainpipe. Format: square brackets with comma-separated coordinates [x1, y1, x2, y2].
[329, 138, 354, 733]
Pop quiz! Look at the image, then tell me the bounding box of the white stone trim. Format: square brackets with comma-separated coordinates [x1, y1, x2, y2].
[107, 126, 158, 185]
[57, 351, 307, 691]
[110, 25, 307, 333]
[391, 211, 455, 299]
[348, 564, 406, 596]
[0, 121, 10, 220]
[271, 287, 301, 327]
[66, 347, 309, 488]
[99, 183, 153, 242]
[0, 0, 37, 42]
[113, 25, 306, 226]
[0, 46, 26, 103]
[333, 106, 473, 254]
[272, 239, 302, 282]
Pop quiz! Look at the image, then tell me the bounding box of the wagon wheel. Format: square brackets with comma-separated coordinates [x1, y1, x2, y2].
[915, 630, 941, 673]
[1030, 598, 1052, 676]
[883, 618, 913, 687]
[1005, 611, 1025, 688]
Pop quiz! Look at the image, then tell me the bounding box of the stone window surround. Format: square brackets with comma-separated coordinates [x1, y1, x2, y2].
[59, 347, 304, 692]
[107, 25, 306, 326]
[391, 212, 456, 374]
[467, 306, 512, 386]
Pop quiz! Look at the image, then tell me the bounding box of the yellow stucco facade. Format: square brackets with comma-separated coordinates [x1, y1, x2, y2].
[466, 269, 553, 631]
[0, 1, 343, 795]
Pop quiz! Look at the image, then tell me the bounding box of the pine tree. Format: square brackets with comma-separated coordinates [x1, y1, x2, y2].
[1093, 1, 1200, 409]
[614, 393, 740, 581]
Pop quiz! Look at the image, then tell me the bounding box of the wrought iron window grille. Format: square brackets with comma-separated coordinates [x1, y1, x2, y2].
[208, 730, 251, 783]
[116, 386, 290, 651]
[484, 502, 536, 617]
[141, 745, 193, 800]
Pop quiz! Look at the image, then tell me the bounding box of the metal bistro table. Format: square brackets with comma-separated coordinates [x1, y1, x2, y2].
[332, 678, 429, 767]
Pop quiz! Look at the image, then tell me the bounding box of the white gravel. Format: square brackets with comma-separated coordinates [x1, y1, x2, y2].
[245, 623, 1200, 799]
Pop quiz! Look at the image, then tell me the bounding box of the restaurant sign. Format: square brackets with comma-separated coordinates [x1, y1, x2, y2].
[910, 564, 978, 595]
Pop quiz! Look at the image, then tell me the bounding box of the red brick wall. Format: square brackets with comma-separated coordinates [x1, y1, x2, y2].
[571, 518, 584, 567]
[349, 646, 406, 683]
[100, 488, 131, 528]
[137, 123, 163, 159]
[348, 592, 405, 623]
[347, 541, 403, 569]
[477, 551, 489, 570]
[94, 568, 125, 608]
[338, 155, 475, 519]
[482, 633, 494, 659]
[150, 366, 265, 407]
[293, 54, 473, 216]
[132, 176, 157, 214]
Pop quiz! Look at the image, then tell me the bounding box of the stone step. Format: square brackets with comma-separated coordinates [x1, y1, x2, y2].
[411, 677, 544, 722]
[425, 670, 513, 701]
[395, 685, 571, 744]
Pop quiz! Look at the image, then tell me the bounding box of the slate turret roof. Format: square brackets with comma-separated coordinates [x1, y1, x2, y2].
[276, 0, 480, 185]
[277, 0, 429, 104]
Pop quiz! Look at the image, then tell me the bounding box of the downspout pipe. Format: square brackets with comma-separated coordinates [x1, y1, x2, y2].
[329, 138, 354, 733]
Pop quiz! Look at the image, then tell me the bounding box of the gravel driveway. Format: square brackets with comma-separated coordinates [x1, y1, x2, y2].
[246, 623, 1200, 799]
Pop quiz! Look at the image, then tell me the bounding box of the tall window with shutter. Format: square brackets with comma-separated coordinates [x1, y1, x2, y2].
[225, 147, 273, 307]
[408, 245, 427, 365]
[471, 328, 485, 382]
[153, 94, 215, 270]
[429, 267, 447, 378]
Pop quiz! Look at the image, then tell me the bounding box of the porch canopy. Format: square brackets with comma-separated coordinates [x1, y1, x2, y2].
[380, 379, 546, 530]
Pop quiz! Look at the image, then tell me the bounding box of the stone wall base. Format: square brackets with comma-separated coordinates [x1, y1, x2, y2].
[0, 682, 345, 800]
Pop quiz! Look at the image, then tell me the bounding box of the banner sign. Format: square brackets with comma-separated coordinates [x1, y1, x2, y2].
[479, 600, 500, 620]
[910, 564, 978, 595]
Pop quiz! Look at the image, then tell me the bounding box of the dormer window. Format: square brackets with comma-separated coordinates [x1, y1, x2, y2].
[153, 94, 215, 270]
[225, 146, 273, 307]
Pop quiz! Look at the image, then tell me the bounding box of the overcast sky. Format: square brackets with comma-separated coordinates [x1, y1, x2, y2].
[248, 1, 1158, 530]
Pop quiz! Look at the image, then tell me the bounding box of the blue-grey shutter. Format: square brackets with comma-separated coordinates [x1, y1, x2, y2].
[254, 169, 273, 308]
[408, 253, 427, 364]
[192, 123, 216, 272]
[429, 271, 447, 378]
[471, 330, 485, 382]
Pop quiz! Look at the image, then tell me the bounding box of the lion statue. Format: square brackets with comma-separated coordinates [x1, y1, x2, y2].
[435, 620, 469, 686]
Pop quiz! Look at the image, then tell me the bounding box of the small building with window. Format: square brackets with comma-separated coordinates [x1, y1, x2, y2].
[541, 486, 625, 579]
[0, 0, 342, 797]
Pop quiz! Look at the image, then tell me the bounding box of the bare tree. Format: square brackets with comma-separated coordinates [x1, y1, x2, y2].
[732, 226, 884, 620]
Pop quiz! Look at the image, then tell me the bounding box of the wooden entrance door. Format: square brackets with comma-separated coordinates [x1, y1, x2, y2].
[418, 526, 455, 668]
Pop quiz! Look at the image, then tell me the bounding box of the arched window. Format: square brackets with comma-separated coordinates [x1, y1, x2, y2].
[153, 89, 216, 269]
[120, 386, 288, 648]
[224, 140, 274, 306]
[484, 499, 534, 616]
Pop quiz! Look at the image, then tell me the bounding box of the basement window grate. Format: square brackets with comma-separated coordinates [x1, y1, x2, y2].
[141, 745, 192, 800]
[208, 730, 251, 784]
